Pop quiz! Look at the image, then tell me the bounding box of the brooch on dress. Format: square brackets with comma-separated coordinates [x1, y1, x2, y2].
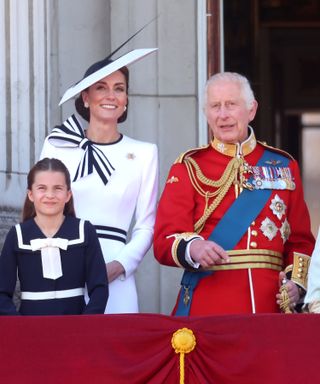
[127, 153, 136, 160]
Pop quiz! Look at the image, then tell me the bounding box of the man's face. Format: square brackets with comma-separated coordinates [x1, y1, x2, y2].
[205, 81, 258, 144]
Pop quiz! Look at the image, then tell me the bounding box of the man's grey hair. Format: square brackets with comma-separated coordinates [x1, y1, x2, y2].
[203, 72, 256, 109]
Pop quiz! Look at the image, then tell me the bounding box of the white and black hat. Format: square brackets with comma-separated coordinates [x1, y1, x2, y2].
[59, 20, 158, 123]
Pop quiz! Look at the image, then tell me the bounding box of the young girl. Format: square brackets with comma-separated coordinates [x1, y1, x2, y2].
[0, 158, 108, 315]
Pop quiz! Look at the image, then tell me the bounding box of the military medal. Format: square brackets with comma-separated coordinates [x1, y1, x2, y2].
[250, 165, 295, 190]
[270, 194, 286, 220]
[280, 219, 291, 243]
[260, 217, 278, 240]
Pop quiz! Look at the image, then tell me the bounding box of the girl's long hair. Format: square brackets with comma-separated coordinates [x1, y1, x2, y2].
[22, 158, 76, 222]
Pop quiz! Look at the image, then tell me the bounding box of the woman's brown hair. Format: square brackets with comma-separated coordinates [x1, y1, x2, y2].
[22, 158, 76, 222]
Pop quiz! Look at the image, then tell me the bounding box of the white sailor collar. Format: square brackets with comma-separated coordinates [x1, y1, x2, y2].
[15, 219, 86, 251]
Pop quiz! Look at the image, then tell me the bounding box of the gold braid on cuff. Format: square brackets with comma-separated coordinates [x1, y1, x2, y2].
[167, 232, 202, 267]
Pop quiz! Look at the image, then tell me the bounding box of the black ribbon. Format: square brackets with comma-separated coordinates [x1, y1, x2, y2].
[48, 114, 115, 185]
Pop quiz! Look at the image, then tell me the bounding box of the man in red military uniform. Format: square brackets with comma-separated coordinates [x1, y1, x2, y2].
[154, 72, 315, 316]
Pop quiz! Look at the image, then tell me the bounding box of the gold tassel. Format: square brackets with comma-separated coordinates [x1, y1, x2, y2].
[171, 328, 196, 384]
[279, 284, 293, 313]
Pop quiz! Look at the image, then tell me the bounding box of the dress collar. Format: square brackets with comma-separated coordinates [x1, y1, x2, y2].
[211, 126, 257, 157]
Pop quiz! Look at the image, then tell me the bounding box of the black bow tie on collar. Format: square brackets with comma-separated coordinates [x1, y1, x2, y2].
[47, 114, 115, 185]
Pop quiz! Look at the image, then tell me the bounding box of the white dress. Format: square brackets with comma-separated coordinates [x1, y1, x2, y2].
[40, 114, 159, 313]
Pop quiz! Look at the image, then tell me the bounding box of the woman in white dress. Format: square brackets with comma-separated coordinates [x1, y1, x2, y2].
[41, 50, 158, 313]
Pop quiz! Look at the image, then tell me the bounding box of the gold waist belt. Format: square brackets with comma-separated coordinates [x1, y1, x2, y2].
[206, 249, 283, 272]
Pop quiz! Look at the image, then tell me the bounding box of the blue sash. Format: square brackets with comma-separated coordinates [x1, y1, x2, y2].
[175, 149, 289, 316]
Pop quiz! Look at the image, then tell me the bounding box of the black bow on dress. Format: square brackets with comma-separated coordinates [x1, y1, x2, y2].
[47, 114, 115, 185]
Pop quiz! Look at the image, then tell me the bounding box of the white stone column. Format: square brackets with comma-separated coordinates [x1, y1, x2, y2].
[0, 0, 6, 174]
[0, 0, 50, 217]
[1, 0, 53, 301]
[32, 0, 50, 159]
[10, 0, 31, 176]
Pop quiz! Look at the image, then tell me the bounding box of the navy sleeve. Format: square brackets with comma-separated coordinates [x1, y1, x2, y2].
[83, 221, 109, 314]
[0, 227, 20, 315]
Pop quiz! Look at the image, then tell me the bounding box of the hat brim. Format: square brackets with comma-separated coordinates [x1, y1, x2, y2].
[59, 48, 158, 105]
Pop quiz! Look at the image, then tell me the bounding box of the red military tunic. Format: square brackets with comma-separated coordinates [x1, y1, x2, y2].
[154, 129, 315, 315]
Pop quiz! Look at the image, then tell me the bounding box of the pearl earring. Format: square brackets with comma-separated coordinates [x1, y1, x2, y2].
[124, 106, 127, 111]
[84, 102, 89, 108]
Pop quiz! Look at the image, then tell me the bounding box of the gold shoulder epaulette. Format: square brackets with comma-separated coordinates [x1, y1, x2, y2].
[258, 141, 294, 160]
[174, 144, 210, 164]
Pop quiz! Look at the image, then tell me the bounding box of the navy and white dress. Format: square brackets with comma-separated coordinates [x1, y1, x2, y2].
[40, 114, 159, 313]
[0, 216, 108, 315]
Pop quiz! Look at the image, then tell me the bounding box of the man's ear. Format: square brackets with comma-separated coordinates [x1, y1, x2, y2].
[249, 100, 258, 122]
